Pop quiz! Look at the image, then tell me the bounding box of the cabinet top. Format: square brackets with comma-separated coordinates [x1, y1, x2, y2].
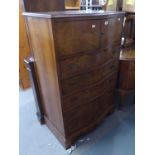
[23, 10, 125, 19]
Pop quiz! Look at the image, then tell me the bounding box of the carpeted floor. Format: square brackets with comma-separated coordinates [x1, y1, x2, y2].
[19, 88, 135, 155]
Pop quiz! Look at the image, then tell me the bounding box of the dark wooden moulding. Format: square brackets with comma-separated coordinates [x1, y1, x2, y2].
[21, 0, 65, 12]
[23, 11, 125, 149]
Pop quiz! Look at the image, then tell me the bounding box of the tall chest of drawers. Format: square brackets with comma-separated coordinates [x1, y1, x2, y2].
[23, 11, 125, 148]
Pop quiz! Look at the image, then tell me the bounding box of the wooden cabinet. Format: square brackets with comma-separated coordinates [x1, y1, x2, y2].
[23, 11, 125, 148]
[117, 47, 135, 108]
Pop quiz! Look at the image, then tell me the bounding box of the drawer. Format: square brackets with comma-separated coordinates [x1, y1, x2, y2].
[94, 90, 115, 118]
[59, 49, 119, 80]
[63, 102, 96, 136]
[61, 59, 119, 96]
[62, 72, 117, 112]
[63, 88, 115, 136]
[53, 20, 101, 58]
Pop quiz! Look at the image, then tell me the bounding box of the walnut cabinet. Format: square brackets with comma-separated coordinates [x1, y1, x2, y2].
[23, 11, 125, 148]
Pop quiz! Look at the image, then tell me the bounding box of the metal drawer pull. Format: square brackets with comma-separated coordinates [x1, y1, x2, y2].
[92, 25, 96, 28]
[118, 18, 120, 21]
[104, 21, 108, 25]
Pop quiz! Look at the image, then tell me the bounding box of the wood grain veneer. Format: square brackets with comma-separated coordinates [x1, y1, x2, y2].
[24, 10, 125, 148]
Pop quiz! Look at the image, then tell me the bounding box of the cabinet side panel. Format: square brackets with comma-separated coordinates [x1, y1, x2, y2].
[26, 17, 64, 135]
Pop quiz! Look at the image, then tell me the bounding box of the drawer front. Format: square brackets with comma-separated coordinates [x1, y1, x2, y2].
[60, 48, 119, 80]
[61, 59, 119, 96]
[62, 72, 117, 112]
[63, 102, 96, 136]
[63, 88, 115, 136]
[94, 90, 115, 118]
[53, 20, 101, 58]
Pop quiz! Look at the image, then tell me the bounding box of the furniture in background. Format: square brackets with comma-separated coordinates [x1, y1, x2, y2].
[104, 0, 135, 108]
[21, 0, 65, 11]
[21, 0, 81, 11]
[106, 0, 118, 11]
[23, 10, 125, 148]
[24, 56, 45, 124]
[19, 0, 31, 89]
[117, 1, 135, 108]
[80, 0, 103, 10]
[65, 0, 80, 10]
[117, 47, 135, 108]
[123, 11, 135, 48]
[122, 0, 135, 12]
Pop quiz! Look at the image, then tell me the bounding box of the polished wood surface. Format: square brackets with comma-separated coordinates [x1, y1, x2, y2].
[53, 20, 101, 58]
[24, 11, 125, 148]
[61, 59, 118, 95]
[22, 0, 65, 12]
[117, 47, 135, 107]
[26, 18, 65, 135]
[23, 10, 125, 18]
[119, 48, 135, 90]
[65, 0, 80, 10]
[19, 0, 31, 89]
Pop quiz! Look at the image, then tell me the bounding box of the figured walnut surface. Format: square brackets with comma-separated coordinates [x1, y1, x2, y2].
[24, 11, 125, 148]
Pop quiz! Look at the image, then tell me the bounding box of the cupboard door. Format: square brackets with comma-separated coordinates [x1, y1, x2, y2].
[53, 20, 101, 58]
[101, 17, 123, 50]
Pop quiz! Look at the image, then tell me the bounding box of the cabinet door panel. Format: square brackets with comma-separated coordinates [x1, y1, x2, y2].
[53, 20, 101, 57]
[102, 17, 123, 49]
